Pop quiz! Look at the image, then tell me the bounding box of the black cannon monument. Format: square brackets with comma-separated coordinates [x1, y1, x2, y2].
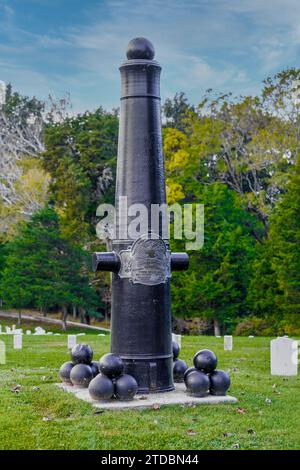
[93, 37, 189, 393]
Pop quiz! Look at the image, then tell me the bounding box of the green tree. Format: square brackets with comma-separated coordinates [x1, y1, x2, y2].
[269, 157, 300, 314]
[42, 108, 118, 242]
[0, 207, 100, 329]
[184, 69, 300, 237]
[163, 92, 195, 132]
[246, 159, 300, 331]
[170, 184, 259, 334]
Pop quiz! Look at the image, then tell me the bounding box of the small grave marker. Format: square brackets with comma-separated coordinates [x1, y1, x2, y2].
[68, 335, 77, 350]
[0, 341, 5, 364]
[224, 335, 233, 351]
[34, 326, 46, 335]
[13, 334, 22, 350]
[172, 333, 182, 348]
[270, 337, 298, 376]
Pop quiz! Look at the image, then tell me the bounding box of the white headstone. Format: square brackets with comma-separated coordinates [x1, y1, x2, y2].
[248, 335, 254, 338]
[270, 337, 298, 376]
[13, 329, 23, 335]
[34, 327, 46, 335]
[77, 333, 86, 337]
[97, 334, 105, 337]
[0, 325, 2, 334]
[0, 340, 5, 364]
[172, 333, 182, 348]
[68, 335, 76, 349]
[13, 334, 22, 350]
[224, 335, 233, 351]
[5, 326, 11, 334]
[12, 325, 16, 331]
[26, 330, 31, 335]
[216, 335, 221, 338]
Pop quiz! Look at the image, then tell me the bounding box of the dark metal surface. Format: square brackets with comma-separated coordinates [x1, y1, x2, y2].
[209, 370, 231, 396]
[92, 252, 120, 272]
[171, 253, 189, 271]
[93, 38, 189, 393]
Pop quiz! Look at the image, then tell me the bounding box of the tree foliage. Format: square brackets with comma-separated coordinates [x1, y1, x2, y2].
[0, 68, 299, 334]
[0, 207, 100, 326]
[42, 108, 118, 241]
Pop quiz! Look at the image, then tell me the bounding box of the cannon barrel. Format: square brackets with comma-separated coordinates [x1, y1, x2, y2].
[93, 38, 189, 393]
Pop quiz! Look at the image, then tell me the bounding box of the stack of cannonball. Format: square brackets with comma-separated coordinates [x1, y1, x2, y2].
[59, 346, 138, 402]
[172, 340, 188, 383]
[59, 344, 99, 388]
[89, 353, 138, 401]
[184, 349, 230, 397]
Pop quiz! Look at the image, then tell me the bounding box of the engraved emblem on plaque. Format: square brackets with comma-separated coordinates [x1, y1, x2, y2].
[118, 234, 171, 285]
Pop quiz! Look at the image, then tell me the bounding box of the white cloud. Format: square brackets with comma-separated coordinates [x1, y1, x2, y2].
[0, 0, 299, 110]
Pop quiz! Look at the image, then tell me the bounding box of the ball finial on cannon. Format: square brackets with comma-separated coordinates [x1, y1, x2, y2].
[126, 37, 155, 60]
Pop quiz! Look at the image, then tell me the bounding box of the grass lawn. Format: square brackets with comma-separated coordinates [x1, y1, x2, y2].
[0, 324, 299, 450]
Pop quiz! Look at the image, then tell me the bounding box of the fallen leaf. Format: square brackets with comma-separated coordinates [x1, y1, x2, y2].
[237, 408, 246, 414]
[138, 396, 148, 400]
[11, 384, 22, 393]
[32, 386, 40, 392]
[152, 403, 161, 410]
[272, 383, 277, 389]
[187, 429, 197, 436]
[223, 432, 234, 437]
[247, 429, 256, 434]
[265, 398, 272, 405]
[42, 417, 52, 422]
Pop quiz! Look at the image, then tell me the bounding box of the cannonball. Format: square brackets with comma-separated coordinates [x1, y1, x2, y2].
[209, 370, 231, 396]
[173, 359, 188, 383]
[88, 374, 114, 401]
[183, 366, 197, 383]
[90, 361, 101, 378]
[172, 340, 180, 360]
[70, 363, 93, 388]
[193, 349, 218, 373]
[114, 374, 138, 401]
[71, 344, 93, 364]
[126, 37, 155, 60]
[99, 353, 123, 379]
[185, 370, 210, 397]
[59, 361, 74, 385]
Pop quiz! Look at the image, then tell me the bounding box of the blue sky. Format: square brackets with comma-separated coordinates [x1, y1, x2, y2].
[0, 0, 299, 112]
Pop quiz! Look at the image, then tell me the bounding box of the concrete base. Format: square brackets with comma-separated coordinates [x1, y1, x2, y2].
[57, 382, 237, 410]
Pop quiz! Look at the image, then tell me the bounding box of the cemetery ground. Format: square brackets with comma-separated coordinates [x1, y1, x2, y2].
[0, 325, 299, 450]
